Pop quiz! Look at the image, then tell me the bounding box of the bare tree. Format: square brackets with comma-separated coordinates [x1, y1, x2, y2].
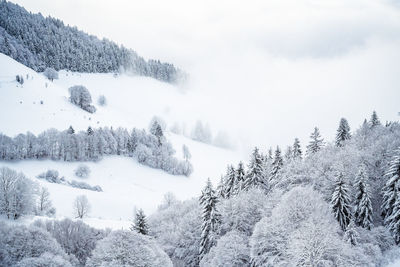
[36, 187, 55, 216]
[73, 195, 91, 219]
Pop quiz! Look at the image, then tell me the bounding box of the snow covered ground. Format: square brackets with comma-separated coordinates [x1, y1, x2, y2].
[0, 53, 243, 228]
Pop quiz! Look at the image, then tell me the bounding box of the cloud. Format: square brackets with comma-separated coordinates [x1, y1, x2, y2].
[11, 0, 400, 153]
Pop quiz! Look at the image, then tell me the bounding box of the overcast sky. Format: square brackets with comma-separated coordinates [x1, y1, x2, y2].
[11, 0, 400, 151]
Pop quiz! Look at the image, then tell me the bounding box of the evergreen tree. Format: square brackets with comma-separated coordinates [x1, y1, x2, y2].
[369, 111, 381, 128]
[216, 176, 226, 199]
[199, 179, 220, 258]
[292, 138, 302, 160]
[388, 190, 400, 244]
[284, 146, 293, 162]
[267, 147, 273, 161]
[335, 118, 351, 147]
[344, 221, 359, 246]
[331, 174, 352, 231]
[244, 147, 267, 191]
[306, 127, 324, 155]
[67, 126, 75, 135]
[87, 126, 94, 136]
[270, 146, 283, 183]
[381, 149, 400, 224]
[131, 209, 149, 235]
[224, 165, 236, 198]
[233, 161, 246, 194]
[354, 164, 373, 229]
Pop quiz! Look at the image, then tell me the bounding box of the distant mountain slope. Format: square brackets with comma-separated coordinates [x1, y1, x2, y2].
[0, 0, 183, 83]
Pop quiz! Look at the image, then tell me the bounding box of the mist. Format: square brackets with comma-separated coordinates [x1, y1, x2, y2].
[12, 0, 400, 153]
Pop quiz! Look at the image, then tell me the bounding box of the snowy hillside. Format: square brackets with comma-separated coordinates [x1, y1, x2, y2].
[0, 53, 243, 227]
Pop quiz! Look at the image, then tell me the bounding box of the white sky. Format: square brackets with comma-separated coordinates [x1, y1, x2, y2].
[10, 0, 400, 151]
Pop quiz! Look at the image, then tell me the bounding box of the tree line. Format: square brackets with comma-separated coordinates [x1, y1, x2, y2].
[0, 0, 185, 83]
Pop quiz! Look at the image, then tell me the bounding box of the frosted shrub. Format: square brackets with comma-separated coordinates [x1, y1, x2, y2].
[97, 95, 107, 106]
[74, 164, 90, 178]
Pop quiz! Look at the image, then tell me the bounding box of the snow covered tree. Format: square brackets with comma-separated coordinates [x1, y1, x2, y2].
[35, 187, 55, 217]
[33, 218, 107, 266]
[306, 127, 324, 155]
[0, 167, 35, 219]
[224, 165, 236, 198]
[284, 146, 293, 162]
[182, 144, 191, 161]
[87, 230, 173, 267]
[73, 195, 90, 219]
[67, 126, 75, 134]
[199, 179, 220, 258]
[150, 120, 164, 145]
[244, 147, 267, 191]
[354, 164, 373, 229]
[381, 149, 400, 223]
[68, 85, 96, 113]
[387, 190, 400, 244]
[292, 138, 302, 160]
[74, 164, 90, 178]
[344, 221, 359, 246]
[234, 161, 246, 194]
[336, 118, 351, 147]
[369, 111, 381, 128]
[43, 67, 58, 81]
[199, 231, 250, 267]
[131, 208, 149, 235]
[270, 146, 283, 183]
[331, 174, 352, 231]
[216, 176, 226, 199]
[0, 224, 70, 266]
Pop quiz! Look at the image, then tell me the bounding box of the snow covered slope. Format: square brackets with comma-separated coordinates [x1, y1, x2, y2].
[0, 53, 243, 228]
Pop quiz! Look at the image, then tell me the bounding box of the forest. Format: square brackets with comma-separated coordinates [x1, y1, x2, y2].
[1, 111, 400, 266]
[0, 0, 185, 83]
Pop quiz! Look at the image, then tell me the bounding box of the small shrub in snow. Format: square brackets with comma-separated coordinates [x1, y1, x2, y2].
[69, 180, 102, 192]
[97, 95, 107, 106]
[37, 169, 63, 183]
[68, 85, 96, 113]
[43, 67, 58, 81]
[16, 74, 24, 84]
[74, 164, 90, 178]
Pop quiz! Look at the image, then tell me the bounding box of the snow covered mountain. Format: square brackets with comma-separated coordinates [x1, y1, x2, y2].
[0, 53, 243, 227]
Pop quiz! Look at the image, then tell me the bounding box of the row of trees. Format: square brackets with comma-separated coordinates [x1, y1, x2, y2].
[0, 122, 193, 176]
[0, 1, 184, 83]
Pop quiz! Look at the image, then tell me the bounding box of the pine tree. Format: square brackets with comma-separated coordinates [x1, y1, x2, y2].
[306, 127, 324, 155]
[216, 176, 226, 199]
[344, 221, 359, 246]
[381, 149, 400, 225]
[270, 146, 283, 183]
[292, 138, 302, 160]
[354, 164, 373, 229]
[331, 174, 352, 231]
[284, 146, 293, 162]
[199, 179, 220, 258]
[224, 165, 236, 198]
[369, 111, 381, 128]
[234, 161, 246, 194]
[67, 126, 75, 135]
[87, 126, 94, 135]
[335, 118, 351, 147]
[388, 190, 400, 244]
[131, 208, 149, 235]
[244, 147, 267, 191]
